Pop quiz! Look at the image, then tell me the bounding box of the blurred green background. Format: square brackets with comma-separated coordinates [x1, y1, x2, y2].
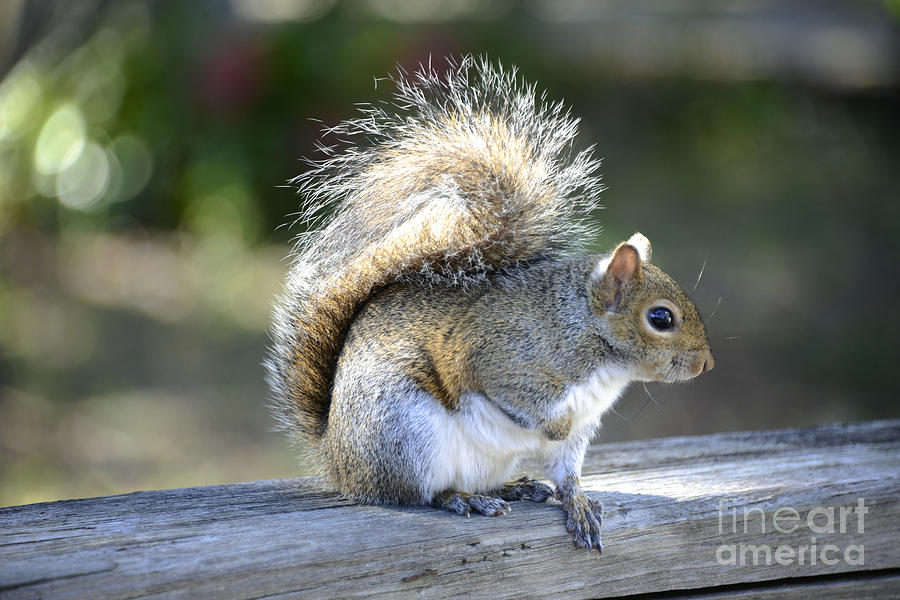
[1, 0, 898, 507]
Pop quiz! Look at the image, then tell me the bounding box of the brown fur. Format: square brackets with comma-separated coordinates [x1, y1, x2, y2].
[274, 114, 586, 439]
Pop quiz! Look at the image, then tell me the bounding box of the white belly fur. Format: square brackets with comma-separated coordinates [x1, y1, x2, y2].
[425, 365, 629, 495]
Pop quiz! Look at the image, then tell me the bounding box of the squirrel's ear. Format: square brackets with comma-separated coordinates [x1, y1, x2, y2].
[626, 232, 652, 263]
[591, 242, 643, 312]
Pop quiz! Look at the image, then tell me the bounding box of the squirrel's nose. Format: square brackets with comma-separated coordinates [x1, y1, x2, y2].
[688, 351, 714, 378]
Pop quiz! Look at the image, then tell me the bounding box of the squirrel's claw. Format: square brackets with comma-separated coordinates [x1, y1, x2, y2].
[557, 478, 603, 554]
[497, 477, 555, 503]
[564, 496, 603, 553]
[435, 491, 511, 517]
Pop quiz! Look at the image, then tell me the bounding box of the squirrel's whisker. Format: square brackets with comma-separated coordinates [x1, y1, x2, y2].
[693, 257, 708, 293]
[707, 296, 723, 322]
[642, 382, 660, 406]
[611, 383, 658, 423]
[608, 405, 636, 422]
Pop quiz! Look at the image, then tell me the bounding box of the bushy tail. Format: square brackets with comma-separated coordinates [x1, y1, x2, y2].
[266, 56, 603, 442]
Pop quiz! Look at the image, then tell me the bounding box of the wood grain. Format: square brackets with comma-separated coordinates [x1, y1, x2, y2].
[1, 420, 898, 599]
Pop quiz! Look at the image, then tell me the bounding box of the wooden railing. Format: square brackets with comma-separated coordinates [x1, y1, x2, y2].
[2, 420, 898, 599]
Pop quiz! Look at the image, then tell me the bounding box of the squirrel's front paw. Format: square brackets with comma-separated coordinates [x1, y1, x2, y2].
[556, 476, 603, 553]
[562, 492, 603, 552]
[434, 491, 511, 517]
[497, 476, 555, 502]
[541, 412, 573, 441]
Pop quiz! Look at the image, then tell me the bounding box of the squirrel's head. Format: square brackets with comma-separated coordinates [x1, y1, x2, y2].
[588, 233, 714, 383]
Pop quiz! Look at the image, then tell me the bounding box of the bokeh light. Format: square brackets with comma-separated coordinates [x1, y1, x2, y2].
[56, 141, 110, 210]
[34, 104, 87, 176]
[230, 0, 337, 23]
[0, 62, 42, 143]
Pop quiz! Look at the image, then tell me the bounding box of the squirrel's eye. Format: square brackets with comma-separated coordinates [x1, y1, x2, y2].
[647, 306, 675, 331]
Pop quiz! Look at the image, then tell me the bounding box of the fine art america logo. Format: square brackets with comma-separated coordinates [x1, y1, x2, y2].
[715, 498, 867, 567]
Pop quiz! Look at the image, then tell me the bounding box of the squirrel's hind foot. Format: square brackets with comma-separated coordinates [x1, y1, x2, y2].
[434, 491, 511, 517]
[496, 476, 555, 503]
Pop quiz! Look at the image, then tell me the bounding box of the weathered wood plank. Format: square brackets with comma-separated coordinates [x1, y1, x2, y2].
[629, 571, 900, 599]
[1, 420, 898, 599]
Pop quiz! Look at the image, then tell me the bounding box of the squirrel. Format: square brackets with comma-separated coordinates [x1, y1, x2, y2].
[266, 57, 714, 553]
